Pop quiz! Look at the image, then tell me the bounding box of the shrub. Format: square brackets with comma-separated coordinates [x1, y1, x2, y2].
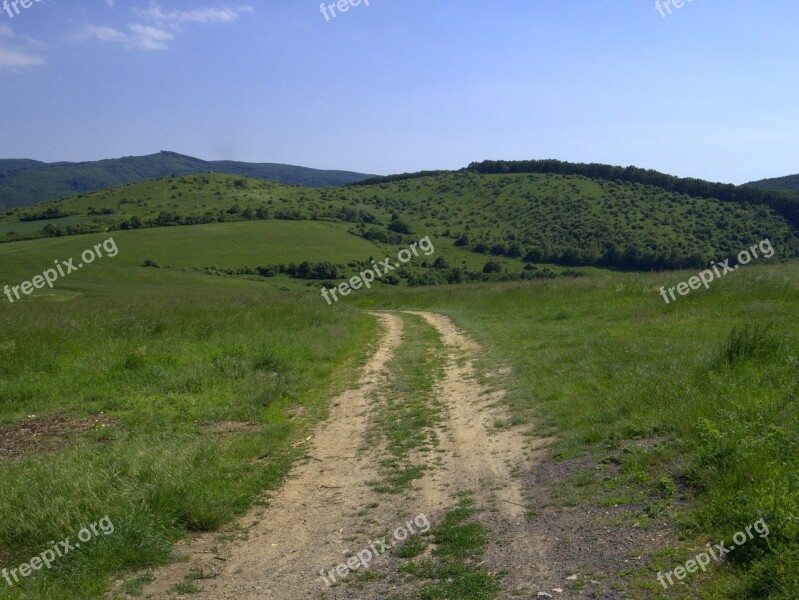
[363, 227, 390, 243]
[482, 261, 503, 274]
[256, 266, 278, 277]
[388, 220, 413, 234]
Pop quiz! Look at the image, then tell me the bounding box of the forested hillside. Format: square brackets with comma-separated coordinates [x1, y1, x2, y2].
[748, 173, 799, 193]
[2, 169, 796, 275]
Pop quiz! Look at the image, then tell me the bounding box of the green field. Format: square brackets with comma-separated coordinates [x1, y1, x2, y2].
[0, 220, 381, 282]
[3, 170, 798, 275]
[0, 216, 120, 236]
[0, 173, 797, 598]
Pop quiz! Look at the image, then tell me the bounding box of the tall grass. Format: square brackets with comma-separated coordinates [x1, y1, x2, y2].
[720, 323, 784, 366]
[355, 262, 799, 598]
[2, 243, 797, 597]
[0, 278, 374, 599]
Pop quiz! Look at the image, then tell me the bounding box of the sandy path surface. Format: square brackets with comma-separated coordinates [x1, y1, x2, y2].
[402, 312, 552, 599]
[403, 311, 530, 520]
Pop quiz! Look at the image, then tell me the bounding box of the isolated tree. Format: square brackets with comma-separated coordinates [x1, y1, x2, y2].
[482, 261, 503, 274]
[388, 220, 412, 234]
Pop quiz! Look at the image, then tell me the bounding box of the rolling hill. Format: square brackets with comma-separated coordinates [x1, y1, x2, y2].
[0, 151, 375, 210]
[1, 165, 797, 281]
[748, 172, 799, 192]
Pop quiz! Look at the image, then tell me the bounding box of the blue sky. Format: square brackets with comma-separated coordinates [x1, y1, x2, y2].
[0, 0, 797, 183]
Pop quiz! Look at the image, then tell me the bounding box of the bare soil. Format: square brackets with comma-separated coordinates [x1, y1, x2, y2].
[0, 414, 115, 459]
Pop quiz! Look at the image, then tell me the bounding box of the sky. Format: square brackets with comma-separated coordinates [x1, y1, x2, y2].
[0, 0, 797, 184]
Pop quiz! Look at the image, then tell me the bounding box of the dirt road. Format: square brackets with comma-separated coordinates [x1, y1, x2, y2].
[123, 311, 652, 599]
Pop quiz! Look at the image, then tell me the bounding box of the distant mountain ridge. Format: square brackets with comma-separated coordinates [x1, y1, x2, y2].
[747, 173, 799, 192]
[0, 151, 375, 210]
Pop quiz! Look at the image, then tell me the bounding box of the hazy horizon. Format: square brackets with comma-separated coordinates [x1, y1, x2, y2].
[2, 1, 797, 184]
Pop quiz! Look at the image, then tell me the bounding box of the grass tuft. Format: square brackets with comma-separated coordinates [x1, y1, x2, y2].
[401, 495, 499, 600]
[720, 323, 783, 367]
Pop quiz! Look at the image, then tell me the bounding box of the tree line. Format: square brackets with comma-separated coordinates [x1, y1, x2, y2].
[467, 160, 799, 229]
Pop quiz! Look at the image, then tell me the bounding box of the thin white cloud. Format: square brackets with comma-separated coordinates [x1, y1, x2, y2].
[82, 2, 253, 51]
[0, 23, 45, 69]
[127, 23, 174, 50]
[81, 23, 173, 50]
[84, 25, 127, 44]
[136, 5, 254, 24]
[0, 46, 45, 68]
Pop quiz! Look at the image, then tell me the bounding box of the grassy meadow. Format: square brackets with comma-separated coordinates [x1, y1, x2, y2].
[0, 170, 797, 598]
[353, 261, 799, 598]
[0, 266, 377, 599]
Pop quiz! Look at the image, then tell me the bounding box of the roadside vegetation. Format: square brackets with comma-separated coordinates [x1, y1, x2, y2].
[0, 273, 375, 599]
[356, 262, 799, 598]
